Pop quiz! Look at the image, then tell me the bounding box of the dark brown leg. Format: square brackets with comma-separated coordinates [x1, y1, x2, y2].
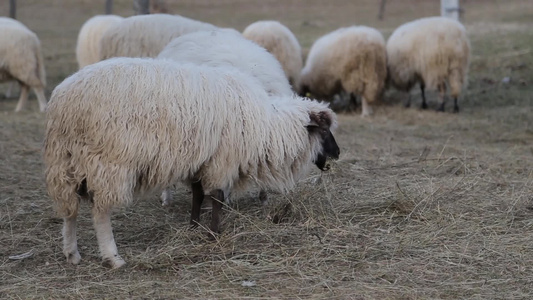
[420, 84, 428, 109]
[190, 180, 204, 227]
[453, 97, 459, 113]
[209, 189, 224, 234]
[259, 189, 268, 205]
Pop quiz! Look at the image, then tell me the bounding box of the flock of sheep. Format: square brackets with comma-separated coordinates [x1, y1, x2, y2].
[0, 12, 471, 269]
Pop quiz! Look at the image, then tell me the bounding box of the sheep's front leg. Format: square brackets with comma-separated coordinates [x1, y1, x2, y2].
[420, 83, 428, 109]
[14, 84, 29, 112]
[63, 214, 81, 265]
[190, 180, 204, 227]
[361, 97, 373, 117]
[92, 208, 125, 268]
[453, 97, 459, 113]
[210, 190, 225, 234]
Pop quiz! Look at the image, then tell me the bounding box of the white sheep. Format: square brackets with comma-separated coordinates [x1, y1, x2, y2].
[298, 26, 387, 117]
[242, 20, 303, 89]
[158, 28, 292, 97]
[386, 16, 470, 112]
[98, 14, 217, 60]
[76, 15, 124, 69]
[157, 28, 294, 206]
[44, 57, 340, 268]
[0, 17, 47, 112]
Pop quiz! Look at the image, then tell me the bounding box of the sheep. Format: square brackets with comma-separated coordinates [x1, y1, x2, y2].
[44, 57, 340, 268]
[98, 14, 217, 60]
[0, 17, 47, 112]
[157, 28, 294, 206]
[298, 26, 387, 117]
[158, 28, 292, 97]
[386, 16, 470, 113]
[242, 20, 303, 90]
[76, 15, 124, 69]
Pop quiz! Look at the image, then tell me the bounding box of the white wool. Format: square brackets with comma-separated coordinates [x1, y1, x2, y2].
[242, 20, 303, 89]
[98, 14, 217, 60]
[157, 28, 293, 97]
[0, 17, 47, 112]
[386, 16, 470, 98]
[299, 26, 387, 116]
[44, 57, 337, 216]
[76, 15, 123, 68]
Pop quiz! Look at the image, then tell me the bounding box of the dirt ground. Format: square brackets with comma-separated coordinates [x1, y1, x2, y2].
[1, 0, 532, 299]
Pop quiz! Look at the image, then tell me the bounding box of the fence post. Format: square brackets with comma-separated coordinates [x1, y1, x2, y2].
[441, 0, 462, 21]
[9, 0, 16, 19]
[105, 0, 113, 14]
[133, 0, 150, 15]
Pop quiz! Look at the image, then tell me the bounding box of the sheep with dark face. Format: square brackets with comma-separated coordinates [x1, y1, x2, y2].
[157, 28, 293, 206]
[44, 57, 339, 268]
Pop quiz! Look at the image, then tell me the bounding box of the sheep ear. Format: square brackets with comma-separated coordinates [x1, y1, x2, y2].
[308, 111, 332, 128]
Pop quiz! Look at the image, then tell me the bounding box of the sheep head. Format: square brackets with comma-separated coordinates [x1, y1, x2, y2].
[307, 111, 340, 171]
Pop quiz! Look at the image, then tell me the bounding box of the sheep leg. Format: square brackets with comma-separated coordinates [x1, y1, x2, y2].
[437, 84, 447, 112]
[453, 97, 459, 113]
[92, 208, 125, 268]
[33, 87, 48, 112]
[190, 180, 204, 227]
[209, 189, 224, 234]
[14, 84, 30, 112]
[259, 189, 268, 205]
[404, 93, 412, 108]
[161, 188, 172, 206]
[420, 84, 428, 109]
[62, 213, 81, 265]
[361, 97, 373, 117]
[5, 82, 15, 98]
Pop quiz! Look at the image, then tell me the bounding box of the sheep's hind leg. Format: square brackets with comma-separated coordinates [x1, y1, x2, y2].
[92, 208, 125, 268]
[14, 84, 29, 112]
[259, 189, 268, 205]
[453, 97, 459, 113]
[210, 190, 225, 234]
[5, 82, 15, 98]
[437, 83, 447, 112]
[420, 83, 428, 109]
[190, 180, 204, 227]
[63, 213, 81, 265]
[34, 86, 48, 112]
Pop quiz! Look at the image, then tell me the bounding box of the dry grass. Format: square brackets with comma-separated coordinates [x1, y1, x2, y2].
[1, 0, 533, 299]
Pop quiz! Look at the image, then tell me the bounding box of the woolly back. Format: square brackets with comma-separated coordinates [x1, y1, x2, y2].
[386, 17, 470, 90]
[0, 22, 46, 87]
[242, 21, 303, 87]
[98, 14, 216, 60]
[300, 26, 386, 95]
[45, 58, 331, 196]
[76, 15, 124, 68]
[157, 28, 293, 96]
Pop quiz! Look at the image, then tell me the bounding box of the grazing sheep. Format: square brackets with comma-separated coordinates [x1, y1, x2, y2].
[158, 28, 292, 97]
[298, 26, 387, 117]
[158, 28, 294, 206]
[242, 20, 303, 89]
[76, 15, 124, 68]
[0, 17, 47, 112]
[44, 57, 340, 268]
[386, 16, 470, 112]
[98, 14, 217, 60]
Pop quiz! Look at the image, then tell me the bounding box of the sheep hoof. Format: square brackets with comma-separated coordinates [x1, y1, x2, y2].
[453, 106, 459, 113]
[102, 255, 126, 269]
[65, 250, 81, 265]
[421, 102, 428, 109]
